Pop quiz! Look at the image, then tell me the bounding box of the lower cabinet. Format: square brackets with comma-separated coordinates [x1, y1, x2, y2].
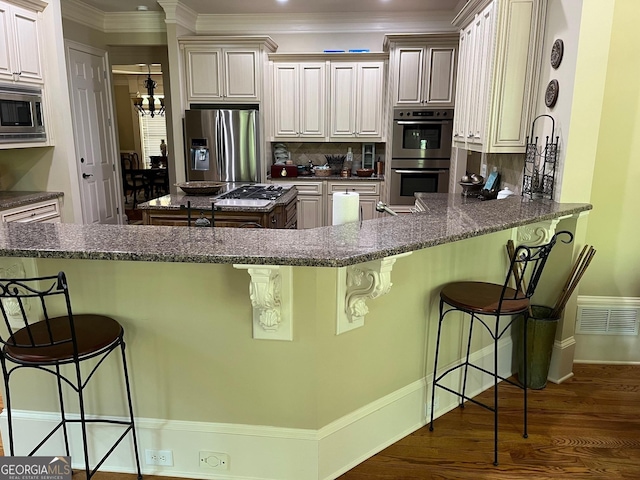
[1, 199, 61, 223]
[270, 179, 381, 228]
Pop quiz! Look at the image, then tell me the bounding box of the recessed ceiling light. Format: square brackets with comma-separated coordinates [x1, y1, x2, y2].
[276, 0, 288, 3]
[136, 5, 148, 11]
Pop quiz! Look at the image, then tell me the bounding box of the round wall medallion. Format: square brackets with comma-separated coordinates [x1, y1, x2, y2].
[545, 79, 559, 108]
[551, 39, 564, 69]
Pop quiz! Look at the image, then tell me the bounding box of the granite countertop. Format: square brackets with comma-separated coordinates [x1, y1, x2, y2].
[0, 191, 64, 210]
[0, 194, 591, 267]
[137, 187, 297, 212]
[268, 174, 384, 182]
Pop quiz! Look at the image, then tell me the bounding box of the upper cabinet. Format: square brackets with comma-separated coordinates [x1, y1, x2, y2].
[330, 61, 384, 139]
[0, 0, 44, 84]
[384, 34, 458, 108]
[452, 0, 547, 153]
[180, 36, 277, 104]
[272, 62, 326, 139]
[269, 53, 387, 142]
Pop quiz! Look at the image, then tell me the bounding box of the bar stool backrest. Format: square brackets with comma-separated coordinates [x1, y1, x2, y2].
[0, 272, 77, 354]
[499, 230, 574, 312]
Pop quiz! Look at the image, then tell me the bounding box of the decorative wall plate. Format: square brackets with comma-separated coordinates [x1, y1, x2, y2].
[545, 79, 559, 108]
[551, 39, 564, 69]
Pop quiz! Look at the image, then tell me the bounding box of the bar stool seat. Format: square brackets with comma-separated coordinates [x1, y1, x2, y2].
[429, 231, 573, 466]
[0, 272, 142, 480]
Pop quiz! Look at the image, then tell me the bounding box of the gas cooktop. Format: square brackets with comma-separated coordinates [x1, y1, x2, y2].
[216, 184, 292, 201]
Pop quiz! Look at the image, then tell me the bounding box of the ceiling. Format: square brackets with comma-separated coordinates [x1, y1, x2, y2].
[76, 0, 467, 15]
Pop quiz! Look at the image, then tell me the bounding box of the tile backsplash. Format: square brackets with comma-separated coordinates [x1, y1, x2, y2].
[270, 142, 385, 167]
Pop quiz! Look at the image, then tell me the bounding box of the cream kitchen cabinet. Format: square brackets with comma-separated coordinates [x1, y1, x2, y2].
[181, 37, 277, 104]
[326, 181, 380, 224]
[384, 34, 458, 108]
[329, 61, 385, 140]
[0, 0, 44, 84]
[1, 198, 60, 223]
[452, 0, 547, 153]
[270, 180, 324, 229]
[271, 62, 326, 140]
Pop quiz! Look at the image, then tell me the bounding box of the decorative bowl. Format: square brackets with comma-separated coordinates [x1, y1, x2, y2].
[314, 168, 332, 177]
[175, 181, 225, 196]
[356, 168, 375, 177]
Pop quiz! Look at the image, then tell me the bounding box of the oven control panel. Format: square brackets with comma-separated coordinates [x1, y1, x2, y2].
[393, 108, 453, 120]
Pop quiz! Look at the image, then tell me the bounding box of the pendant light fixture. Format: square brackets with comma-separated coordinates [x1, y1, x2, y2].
[133, 64, 165, 118]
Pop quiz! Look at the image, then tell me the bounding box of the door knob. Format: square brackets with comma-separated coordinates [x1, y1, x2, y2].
[82, 173, 93, 179]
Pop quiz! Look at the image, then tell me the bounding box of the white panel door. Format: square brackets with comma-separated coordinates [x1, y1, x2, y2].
[394, 47, 424, 106]
[11, 5, 41, 82]
[329, 63, 357, 137]
[355, 62, 383, 138]
[273, 63, 299, 137]
[185, 48, 222, 101]
[299, 62, 326, 137]
[67, 44, 119, 224]
[0, 4, 13, 80]
[224, 49, 259, 100]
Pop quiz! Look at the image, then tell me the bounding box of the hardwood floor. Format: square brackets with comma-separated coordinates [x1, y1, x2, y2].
[1, 364, 639, 479]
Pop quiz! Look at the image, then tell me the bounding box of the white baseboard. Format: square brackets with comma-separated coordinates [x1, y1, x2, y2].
[0, 338, 516, 480]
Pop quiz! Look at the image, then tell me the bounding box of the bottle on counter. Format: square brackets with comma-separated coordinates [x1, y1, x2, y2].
[345, 147, 354, 174]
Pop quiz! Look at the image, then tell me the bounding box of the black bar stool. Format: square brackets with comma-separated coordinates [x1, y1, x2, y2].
[0, 272, 142, 480]
[429, 231, 573, 465]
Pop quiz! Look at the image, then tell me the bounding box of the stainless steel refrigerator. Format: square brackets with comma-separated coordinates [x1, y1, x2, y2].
[184, 108, 259, 183]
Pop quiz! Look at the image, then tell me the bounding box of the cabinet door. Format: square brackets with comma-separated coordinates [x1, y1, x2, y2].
[185, 47, 223, 101]
[329, 62, 357, 137]
[452, 30, 467, 144]
[273, 63, 299, 137]
[0, 3, 14, 81]
[394, 47, 424, 106]
[359, 196, 379, 221]
[299, 63, 326, 137]
[470, 3, 495, 145]
[11, 5, 41, 83]
[297, 195, 324, 229]
[223, 48, 259, 100]
[355, 62, 384, 138]
[424, 45, 456, 106]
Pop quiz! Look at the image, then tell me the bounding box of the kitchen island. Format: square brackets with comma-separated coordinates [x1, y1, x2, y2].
[137, 184, 297, 228]
[0, 195, 591, 480]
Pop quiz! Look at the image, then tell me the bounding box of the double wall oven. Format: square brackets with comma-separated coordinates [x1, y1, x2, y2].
[390, 108, 453, 205]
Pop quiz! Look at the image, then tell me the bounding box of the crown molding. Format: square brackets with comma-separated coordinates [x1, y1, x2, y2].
[61, 0, 104, 31]
[103, 11, 166, 33]
[158, 0, 197, 32]
[195, 11, 457, 35]
[9, 0, 47, 12]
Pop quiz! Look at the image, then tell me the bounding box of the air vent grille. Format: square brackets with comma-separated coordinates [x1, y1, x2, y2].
[577, 306, 639, 335]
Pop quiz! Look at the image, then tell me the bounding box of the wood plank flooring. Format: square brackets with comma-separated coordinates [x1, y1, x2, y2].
[1, 364, 639, 479]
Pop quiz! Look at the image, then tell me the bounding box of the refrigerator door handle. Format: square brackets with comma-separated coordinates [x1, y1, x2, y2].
[215, 110, 224, 178]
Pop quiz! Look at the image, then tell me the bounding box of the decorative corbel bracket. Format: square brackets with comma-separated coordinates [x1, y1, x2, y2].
[233, 265, 293, 341]
[336, 252, 413, 335]
[515, 214, 572, 246]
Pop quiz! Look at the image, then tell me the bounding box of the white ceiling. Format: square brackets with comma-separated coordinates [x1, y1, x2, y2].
[76, 0, 467, 15]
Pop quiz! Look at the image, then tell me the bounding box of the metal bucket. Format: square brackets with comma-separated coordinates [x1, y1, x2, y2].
[516, 305, 559, 390]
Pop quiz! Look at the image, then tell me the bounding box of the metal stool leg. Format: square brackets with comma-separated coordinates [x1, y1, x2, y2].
[120, 341, 143, 480]
[429, 298, 445, 431]
[493, 321, 499, 466]
[460, 313, 475, 408]
[1, 359, 15, 456]
[523, 314, 529, 439]
[75, 362, 92, 480]
[55, 365, 71, 456]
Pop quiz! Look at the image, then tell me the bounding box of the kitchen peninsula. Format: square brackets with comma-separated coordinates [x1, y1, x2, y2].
[0, 195, 591, 480]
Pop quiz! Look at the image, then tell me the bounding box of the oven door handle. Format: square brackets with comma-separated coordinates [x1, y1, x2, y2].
[395, 120, 450, 125]
[393, 169, 449, 174]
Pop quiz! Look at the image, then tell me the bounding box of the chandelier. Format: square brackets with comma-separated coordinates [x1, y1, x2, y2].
[133, 65, 165, 118]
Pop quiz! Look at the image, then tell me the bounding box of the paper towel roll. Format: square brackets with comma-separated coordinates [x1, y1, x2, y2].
[332, 191, 360, 225]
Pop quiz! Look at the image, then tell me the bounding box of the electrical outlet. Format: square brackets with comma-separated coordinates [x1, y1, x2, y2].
[480, 163, 487, 178]
[199, 451, 229, 470]
[145, 449, 173, 466]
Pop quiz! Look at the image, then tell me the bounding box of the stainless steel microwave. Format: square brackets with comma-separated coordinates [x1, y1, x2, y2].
[0, 83, 46, 143]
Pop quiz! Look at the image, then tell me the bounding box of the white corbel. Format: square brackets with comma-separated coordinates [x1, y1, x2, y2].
[336, 252, 413, 335]
[233, 265, 293, 341]
[516, 214, 572, 246]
